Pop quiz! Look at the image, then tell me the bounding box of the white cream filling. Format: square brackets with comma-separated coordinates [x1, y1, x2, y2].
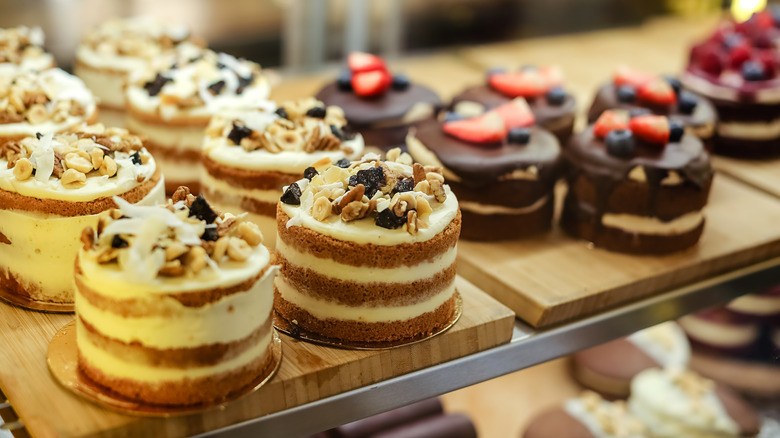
[717, 118, 780, 140]
[0, 110, 97, 137]
[682, 70, 780, 104]
[155, 155, 201, 184]
[678, 315, 759, 347]
[95, 107, 127, 129]
[126, 115, 206, 150]
[406, 133, 462, 182]
[0, 179, 164, 302]
[76, 264, 276, 348]
[75, 45, 148, 74]
[77, 322, 272, 383]
[629, 369, 740, 438]
[275, 275, 455, 322]
[627, 321, 690, 369]
[563, 399, 645, 438]
[7, 53, 54, 73]
[201, 171, 281, 205]
[602, 211, 703, 236]
[277, 238, 456, 283]
[726, 293, 780, 315]
[74, 62, 126, 108]
[459, 196, 548, 215]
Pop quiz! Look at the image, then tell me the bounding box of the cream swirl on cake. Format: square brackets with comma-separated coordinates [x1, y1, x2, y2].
[125, 48, 271, 193]
[0, 125, 164, 306]
[202, 98, 364, 246]
[275, 152, 461, 344]
[75, 187, 277, 405]
[0, 26, 55, 73]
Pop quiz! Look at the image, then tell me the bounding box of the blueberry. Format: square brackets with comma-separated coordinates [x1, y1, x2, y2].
[304, 166, 318, 180]
[723, 33, 746, 49]
[663, 75, 682, 95]
[507, 127, 531, 144]
[742, 61, 765, 81]
[227, 122, 253, 145]
[546, 87, 566, 106]
[236, 75, 254, 95]
[677, 91, 698, 115]
[392, 178, 415, 194]
[616, 85, 636, 103]
[486, 67, 506, 78]
[306, 106, 327, 118]
[391, 74, 410, 91]
[201, 225, 219, 241]
[111, 235, 128, 248]
[669, 121, 685, 143]
[331, 124, 356, 140]
[335, 158, 351, 168]
[275, 107, 289, 119]
[443, 112, 464, 123]
[605, 129, 635, 158]
[207, 80, 225, 95]
[280, 182, 302, 205]
[188, 194, 218, 223]
[628, 107, 652, 119]
[375, 208, 407, 229]
[143, 73, 172, 96]
[352, 166, 386, 198]
[130, 151, 142, 165]
[337, 70, 353, 91]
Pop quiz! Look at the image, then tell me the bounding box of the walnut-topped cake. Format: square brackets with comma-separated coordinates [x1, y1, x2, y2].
[125, 48, 271, 194]
[0, 125, 164, 307]
[202, 97, 364, 247]
[0, 26, 55, 73]
[75, 187, 278, 405]
[274, 151, 461, 344]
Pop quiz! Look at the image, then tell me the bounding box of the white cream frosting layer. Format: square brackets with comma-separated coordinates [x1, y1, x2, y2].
[0, 179, 164, 302]
[74, 61, 126, 108]
[563, 398, 646, 438]
[678, 315, 759, 347]
[76, 262, 276, 348]
[627, 321, 690, 369]
[277, 238, 456, 284]
[126, 115, 206, 149]
[280, 184, 459, 246]
[629, 369, 740, 438]
[275, 275, 454, 322]
[602, 211, 703, 235]
[718, 118, 780, 140]
[202, 171, 281, 205]
[727, 293, 780, 315]
[682, 70, 780, 104]
[77, 323, 272, 383]
[459, 196, 548, 215]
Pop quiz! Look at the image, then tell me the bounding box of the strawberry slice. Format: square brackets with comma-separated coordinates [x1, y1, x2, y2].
[593, 110, 629, 138]
[629, 115, 670, 145]
[613, 65, 656, 88]
[347, 52, 386, 73]
[351, 70, 391, 97]
[539, 65, 564, 88]
[491, 97, 535, 129]
[637, 79, 677, 106]
[488, 71, 548, 97]
[728, 44, 752, 69]
[443, 112, 507, 144]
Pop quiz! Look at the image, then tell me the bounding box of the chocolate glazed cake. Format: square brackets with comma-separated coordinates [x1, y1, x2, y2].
[562, 112, 713, 254]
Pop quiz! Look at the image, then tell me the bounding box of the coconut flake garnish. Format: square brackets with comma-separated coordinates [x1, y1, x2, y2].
[31, 132, 55, 182]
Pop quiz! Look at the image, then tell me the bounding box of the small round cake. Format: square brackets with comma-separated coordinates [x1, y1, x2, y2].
[450, 65, 576, 145]
[682, 8, 780, 157]
[562, 111, 713, 254]
[408, 98, 562, 241]
[0, 68, 97, 145]
[125, 48, 271, 194]
[628, 368, 761, 438]
[587, 66, 717, 150]
[75, 187, 278, 406]
[0, 26, 55, 72]
[679, 307, 761, 357]
[315, 52, 441, 151]
[726, 287, 780, 324]
[523, 391, 648, 438]
[202, 98, 364, 246]
[0, 125, 164, 306]
[274, 152, 461, 344]
[572, 321, 690, 398]
[74, 17, 204, 127]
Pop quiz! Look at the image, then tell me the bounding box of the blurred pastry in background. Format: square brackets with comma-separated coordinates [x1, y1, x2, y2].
[0, 26, 55, 73]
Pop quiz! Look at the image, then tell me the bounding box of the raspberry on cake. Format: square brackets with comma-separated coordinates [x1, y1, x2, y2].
[450, 64, 577, 144]
[562, 111, 713, 254]
[274, 152, 461, 344]
[407, 98, 562, 241]
[0, 69, 97, 145]
[125, 48, 272, 194]
[74, 17, 204, 127]
[0, 125, 164, 307]
[315, 52, 442, 151]
[75, 187, 278, 406]
[587, 66, 717, 150]
[202, 98, 364, 248]
[0, 26, 55, 73]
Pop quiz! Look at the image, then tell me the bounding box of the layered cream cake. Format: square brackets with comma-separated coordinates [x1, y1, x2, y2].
[275, 153, 461, 344]
[0, 68, 97, 145]
[75, 187, 277, 405]
[202, 98, 364, 247]
[125, 48, 271, 194]
[74, 17, 203, 127]
[0, 125, 163, 305]
[0, 26, 55, 72]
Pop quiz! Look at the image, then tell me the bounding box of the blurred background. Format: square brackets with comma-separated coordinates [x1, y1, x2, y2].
[0, 0, 732, 72]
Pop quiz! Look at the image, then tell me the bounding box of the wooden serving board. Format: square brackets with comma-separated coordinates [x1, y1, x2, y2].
[0, 276, 513, 438]
[714, 156, 780, 200]
[457, 175, 780, 328]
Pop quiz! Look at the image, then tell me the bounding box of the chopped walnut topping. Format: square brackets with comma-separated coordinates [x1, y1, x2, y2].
[80, 17, 201, 60]
[0, 26, 49, 65]
[575, 391, 647, 438]
[0, 69, 92, 126]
